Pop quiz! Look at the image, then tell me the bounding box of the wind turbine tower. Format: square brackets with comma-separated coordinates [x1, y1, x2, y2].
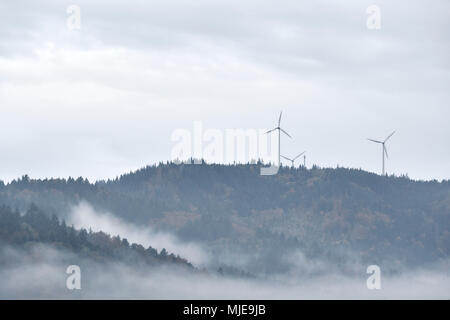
[281, 151, 305, 167]
[368, 131, 396, 175]
[266, 111, 292, 165]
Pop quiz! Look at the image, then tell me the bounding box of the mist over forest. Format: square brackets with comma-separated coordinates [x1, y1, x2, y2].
[1, 0, 448, 303]
[0, 163, 449, 299]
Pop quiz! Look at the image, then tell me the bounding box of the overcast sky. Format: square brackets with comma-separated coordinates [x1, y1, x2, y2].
[0, 0, 449, 182]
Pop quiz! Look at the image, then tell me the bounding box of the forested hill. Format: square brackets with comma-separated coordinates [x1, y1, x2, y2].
[0, 163, 449, 270]
[0, 205, 194, 270]
[2, 164, 449, 221]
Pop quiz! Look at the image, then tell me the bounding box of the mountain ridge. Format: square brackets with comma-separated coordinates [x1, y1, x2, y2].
[1, 163, 449, 274]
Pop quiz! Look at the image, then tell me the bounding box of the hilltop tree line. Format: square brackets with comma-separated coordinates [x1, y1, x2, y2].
[0, 162, 449, 271]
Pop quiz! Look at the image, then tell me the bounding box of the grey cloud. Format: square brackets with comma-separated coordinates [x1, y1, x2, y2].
[0, 0, 448, 182]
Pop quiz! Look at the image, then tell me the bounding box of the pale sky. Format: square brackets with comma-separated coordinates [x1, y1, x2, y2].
[0, 0, 449, 182]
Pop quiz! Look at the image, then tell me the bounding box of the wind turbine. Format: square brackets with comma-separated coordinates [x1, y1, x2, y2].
[281, 151, 305, 167]
[368, 131, 396, 175]
[266, 111, 292, 165]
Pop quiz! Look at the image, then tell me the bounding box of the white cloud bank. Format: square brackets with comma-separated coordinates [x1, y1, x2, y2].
[67, 201, 210, 266]
[0, 244, 448, 299]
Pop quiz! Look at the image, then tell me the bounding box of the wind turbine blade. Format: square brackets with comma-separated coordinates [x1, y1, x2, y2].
[293, 151, 305, 160]
[265, 128, 277, 134]
[280, 128, 292, 138]
[278, 111, 282, 127]
[384, 131, 396, 143]
[280, 155, 291, 161]
[384, 145, 389, 159]
[367, 138, 382, 144]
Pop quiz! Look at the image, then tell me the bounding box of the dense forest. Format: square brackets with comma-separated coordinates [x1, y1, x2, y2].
[0, 205, 194, 270]
[0, 163, 449, 274]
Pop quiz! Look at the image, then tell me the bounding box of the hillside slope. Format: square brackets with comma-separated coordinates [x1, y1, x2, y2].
[1, 163, 449, 273]
[0, 205, 194, 270]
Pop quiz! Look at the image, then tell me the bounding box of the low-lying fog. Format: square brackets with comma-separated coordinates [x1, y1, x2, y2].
[0, 202, 448, 299]
[68, 202, 210, 267]
[0, 244, 448, 299]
